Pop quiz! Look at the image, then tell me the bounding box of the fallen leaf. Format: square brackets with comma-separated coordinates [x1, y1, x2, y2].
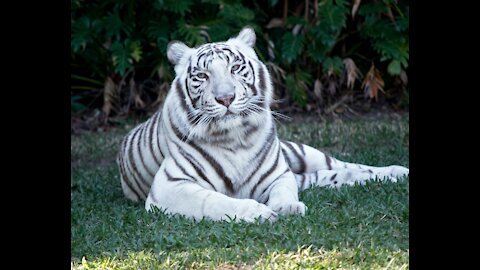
[313, 78, 323, 100]
[361, 63, 384, 100]
[313, 78, 323, 104]
[266, 18, 284, 29]
[327, 75, 337, 96]
[399, 70, 408, 85]
[130, 77, 145, 109]
[102, 76, 120, 116]
[343, 58, 361, 90]
[352, 0, 362, 19]
[292, 24, 303, 35]
[334, 106, 345, 113]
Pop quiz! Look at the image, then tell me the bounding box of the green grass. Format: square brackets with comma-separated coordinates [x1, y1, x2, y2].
[71, 115, 409, 269]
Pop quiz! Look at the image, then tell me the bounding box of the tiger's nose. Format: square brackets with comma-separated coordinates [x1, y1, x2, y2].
[215, 94, 235, 108]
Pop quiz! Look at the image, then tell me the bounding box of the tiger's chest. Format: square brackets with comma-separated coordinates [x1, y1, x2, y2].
[200, 144, 269, 197]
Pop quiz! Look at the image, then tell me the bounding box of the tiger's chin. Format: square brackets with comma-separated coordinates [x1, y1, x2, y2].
[213, 112, 242, 125]
[214, 109, 241, 121]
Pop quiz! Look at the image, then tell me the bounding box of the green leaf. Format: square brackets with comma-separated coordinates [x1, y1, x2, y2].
[71, 74, 104, 86]
[322, 56, 343, 75]
[219, 3, 255, 22]
[163, 0, 192, 16]
[103, 12, 123, 39]
[71, 96, 86, 112]
[281, 32, 304, 63]
[321, 4, 347, 31]
[111, 41, 132, 75]
[269, 0, 279, 7]
[177, 20, 207, 46]
[129, 40, 143, 62]
[71, 17, 96, 52]
[286, 70, 311, 108]
[387, 60, 401, 76]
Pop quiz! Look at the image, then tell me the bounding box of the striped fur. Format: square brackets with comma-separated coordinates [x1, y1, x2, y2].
[117, 27, 409, 222]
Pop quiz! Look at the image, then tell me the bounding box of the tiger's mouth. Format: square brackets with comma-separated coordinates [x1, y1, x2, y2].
[213, 109, 240, 122]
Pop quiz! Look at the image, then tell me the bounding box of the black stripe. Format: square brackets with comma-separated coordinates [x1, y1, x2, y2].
[238, 51, 246, 63]
[240, 126, 277, 189]
[176, 79, 190, 113]
[118, 152, 141, 200]
[210, 129, 229, 137]
[244, 124, 258, 136]
[204, 51, 214, 68]
[127, 128, 150, 194]
[136, 124, 156, 178]
[258, 177, 279, 203]
[283, 141, 306, 173]
[222, 47, 235, 58]
[148, 188, 159, 204]
[153, 112, 165, 159]
[177, 79, 201, 126]
[171, 151, 197, 181]
[185, 77, 199, 110]
[173, 141, 217, 191]
[169, 111, 188, 142]
[295, 142, 306, 156]
[281, 147, 292, 168]
[325, 154, 332, 170]
[164, 169, 190, 182]
[186, 140, 234, 194]
[125, 128, 149, 198]
[258, 64, 266, 92]
[146, 115, 161, 167]
[330, 173, 337, 181]
[196, 52, 206, 62]
[169, 116, 232, 193]
[250, 150, 283, 198]
[248, 61, 257, 95]
[191, 95, 200, 107]
[300, 173, 306, 190]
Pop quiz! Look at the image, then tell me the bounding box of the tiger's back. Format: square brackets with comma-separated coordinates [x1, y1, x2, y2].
[118, 111, 166, 201]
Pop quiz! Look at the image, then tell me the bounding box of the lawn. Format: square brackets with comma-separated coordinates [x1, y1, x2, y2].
[71, 114, 409, 269]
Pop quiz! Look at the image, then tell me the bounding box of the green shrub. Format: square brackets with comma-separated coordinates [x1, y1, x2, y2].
[71, 0, 409, 115]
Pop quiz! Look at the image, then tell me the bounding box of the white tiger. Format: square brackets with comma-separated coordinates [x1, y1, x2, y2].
[117, 27, 409, 222]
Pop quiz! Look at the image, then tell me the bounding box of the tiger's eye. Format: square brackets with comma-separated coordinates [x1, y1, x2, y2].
[197, 73, 208, 79]
[231, 64, 241, 72]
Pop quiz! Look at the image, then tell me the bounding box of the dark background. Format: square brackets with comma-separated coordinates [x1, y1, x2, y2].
[71, 0, 409, 133]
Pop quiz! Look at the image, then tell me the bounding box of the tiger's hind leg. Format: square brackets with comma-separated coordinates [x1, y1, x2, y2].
[294, 166, 408, 191]
[280, 140, 409, 190]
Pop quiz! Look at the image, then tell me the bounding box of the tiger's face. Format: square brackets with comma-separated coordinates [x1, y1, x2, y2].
[167, 27, 271, 128]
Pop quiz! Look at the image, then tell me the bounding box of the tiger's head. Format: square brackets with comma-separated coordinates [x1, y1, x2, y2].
[166, 27, 273, 139]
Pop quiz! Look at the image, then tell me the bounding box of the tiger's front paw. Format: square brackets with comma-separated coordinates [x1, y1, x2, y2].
[234, 199, 278, 223]
[269, 201, 307, 216]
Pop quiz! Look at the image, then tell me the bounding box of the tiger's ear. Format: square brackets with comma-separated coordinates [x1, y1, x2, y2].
[167, 41, 190, 65]
[235, 26, 256, 47]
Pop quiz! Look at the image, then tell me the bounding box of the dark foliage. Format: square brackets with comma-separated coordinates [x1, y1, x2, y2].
[71, 0, 409, 119]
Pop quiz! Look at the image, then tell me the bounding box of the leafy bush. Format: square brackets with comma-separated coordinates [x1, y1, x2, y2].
[71, 0, 409, 116]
